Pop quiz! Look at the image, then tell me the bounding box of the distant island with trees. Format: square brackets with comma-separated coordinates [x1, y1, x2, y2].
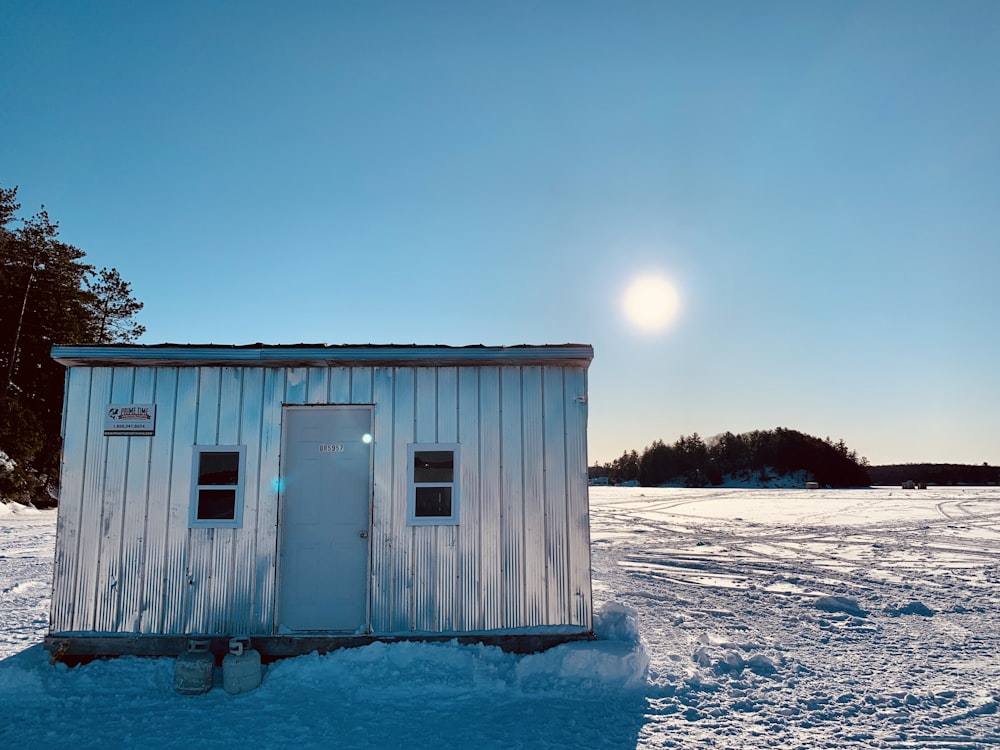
[590, 428, 999, 488]
[867, 463, 999, 487]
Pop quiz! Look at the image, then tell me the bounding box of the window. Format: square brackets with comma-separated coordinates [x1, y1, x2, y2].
[190, 446, 246, 528]
[407, 443, 460, 525]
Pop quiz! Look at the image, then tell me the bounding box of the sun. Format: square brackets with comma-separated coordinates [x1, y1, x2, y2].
[622, 274, 681, 332]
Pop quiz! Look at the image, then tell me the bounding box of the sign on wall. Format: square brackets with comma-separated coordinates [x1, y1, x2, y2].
[104, 404, 157, 436]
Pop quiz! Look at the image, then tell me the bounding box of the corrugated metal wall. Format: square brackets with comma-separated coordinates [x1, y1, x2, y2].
[50, 364, 592, 637]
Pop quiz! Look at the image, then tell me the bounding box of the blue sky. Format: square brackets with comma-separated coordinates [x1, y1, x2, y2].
[3, 1, 998, 466]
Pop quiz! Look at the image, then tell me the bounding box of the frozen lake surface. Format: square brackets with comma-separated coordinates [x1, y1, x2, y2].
[1, 486, 998, 748]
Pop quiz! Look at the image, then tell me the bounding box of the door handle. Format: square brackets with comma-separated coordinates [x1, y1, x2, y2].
[359, 531, 369, 539]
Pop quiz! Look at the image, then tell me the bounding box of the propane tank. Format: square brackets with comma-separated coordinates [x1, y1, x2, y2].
[222, 636, 262, 695]
[173, 639, 215, 695]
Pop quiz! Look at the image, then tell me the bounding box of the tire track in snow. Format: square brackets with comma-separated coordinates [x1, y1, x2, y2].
[599, 489, 1000, 605]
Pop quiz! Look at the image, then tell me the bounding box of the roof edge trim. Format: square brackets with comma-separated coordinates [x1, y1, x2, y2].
[51, 344, 594, 368]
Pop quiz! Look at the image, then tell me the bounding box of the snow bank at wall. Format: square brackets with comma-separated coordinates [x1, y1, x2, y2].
[516, 602, 648, 689]
[593, 601, 641, 643]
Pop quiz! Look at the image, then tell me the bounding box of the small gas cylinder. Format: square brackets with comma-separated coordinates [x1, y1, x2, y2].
[173, 639, 215, 695]
[222, 636, 262, 695]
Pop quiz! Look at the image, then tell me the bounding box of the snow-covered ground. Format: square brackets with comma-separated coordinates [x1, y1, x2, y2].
[1, 487, 998, 748]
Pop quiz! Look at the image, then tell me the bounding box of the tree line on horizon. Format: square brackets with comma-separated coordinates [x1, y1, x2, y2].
[590, 428, 873, 488]
[1, 184, 145, 505]
[868, 463, 999, 487]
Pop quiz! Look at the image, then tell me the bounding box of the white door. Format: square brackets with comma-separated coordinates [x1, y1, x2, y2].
[276, 405, 373, 633]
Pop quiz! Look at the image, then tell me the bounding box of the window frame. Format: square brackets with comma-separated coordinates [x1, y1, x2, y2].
[189, 445, 247, 529]
[406, 442, 460, 526]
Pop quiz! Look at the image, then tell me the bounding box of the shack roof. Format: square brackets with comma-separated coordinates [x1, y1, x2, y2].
[51, 343, 594, 369]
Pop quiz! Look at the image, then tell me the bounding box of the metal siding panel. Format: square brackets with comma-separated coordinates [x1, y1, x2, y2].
[477, 367, 503, 630]
[196, 368, 222, 443]
[284, 366, 308, 404]
[117, 368, 155, 632]
[96, 368, 134, 632]
[185, 368, 221, 633]
[414, 368, 437, 443]
[435, 525, 459, 632]
[140, 367, 178, 633]
[51, 360, 591, 640]
[307, 367, 330, 403]
[162, 368, 199, 634]
[456, 368, 481, 631]
[210, 528, 236, 633]
[329, 367, 351, 403]
[391, 368, 415, 632]
[435, 368, 459, 631]
[412, 368, 437, 630]
[184, 528, 214, 633]
[564, 367, 592, 628]
[232, 367, 264, 634]
[206, 367, 243, 633]
[499, 367, 524, 629]
[369, 367, 395, 632]
[74, 368, 114, 631]
[437, 368, 458, 442]
[50, 367, 92, 632]
[185, 367, 225, 633]
[521, 366, 547, 626]
[356, 360, 376, 639]
[350, 366, 373, 403]
[218, 368, 242, 442]
[413, 527, 436, 631]
[255, 368, 284, 632]
[542, 366, 570, 624]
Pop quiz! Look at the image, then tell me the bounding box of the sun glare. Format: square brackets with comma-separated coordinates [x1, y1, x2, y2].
[622, 274, 681, 332]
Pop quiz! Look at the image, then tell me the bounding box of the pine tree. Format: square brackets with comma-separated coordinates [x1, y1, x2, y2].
[0, 184, 145, 504]
[86, 267, 145, 343]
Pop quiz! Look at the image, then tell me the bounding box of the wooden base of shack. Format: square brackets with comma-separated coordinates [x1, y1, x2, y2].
[45, 631, 596, 666]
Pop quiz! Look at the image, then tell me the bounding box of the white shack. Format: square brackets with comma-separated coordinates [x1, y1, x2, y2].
[45, 343, 594, 661]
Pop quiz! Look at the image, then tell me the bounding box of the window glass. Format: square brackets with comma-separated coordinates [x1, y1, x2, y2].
[190, 446, 245, 528]
[407, 443, 459, 525]
[415, 486, 452, 517]
[198, 452, 240, 485]
[197, 489, 237, 520]
[413, 451, 454, 483]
